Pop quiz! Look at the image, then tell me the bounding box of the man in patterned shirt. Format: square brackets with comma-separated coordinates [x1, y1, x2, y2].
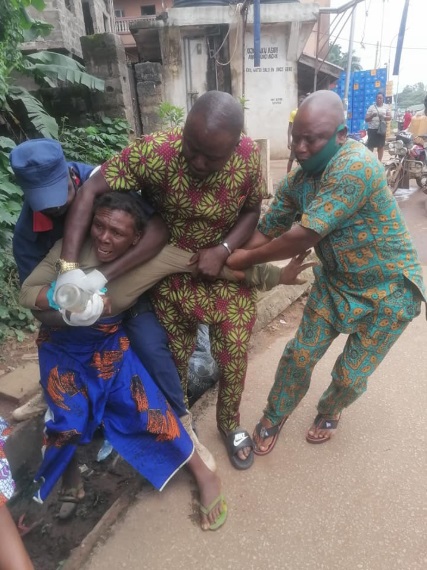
[54, 91, 264, 470]
[227, 90, 426, 454]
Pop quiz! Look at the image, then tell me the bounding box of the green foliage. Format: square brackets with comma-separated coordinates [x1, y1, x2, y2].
[0, 136, 21, 249]
[1, 0, 104, 141]
[327, 44, 363, 72]
[59, 117, 131, 164]
[238, 96, 250, 110]
[396, 83, 426, 110]
[0, 137, 36, 343]
[0, 247, 37, 343]
[158, 102, 185, 128]
[0, 0, 52, 104]
[24, 51, 105, 91]
[8, 85, 59, 138]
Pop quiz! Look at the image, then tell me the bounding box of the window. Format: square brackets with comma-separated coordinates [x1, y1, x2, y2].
[140, 5, 156, 16]
[114, 9, 125, 17]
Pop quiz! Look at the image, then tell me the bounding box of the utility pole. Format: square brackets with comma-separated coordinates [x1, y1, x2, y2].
[343, 4, 356, 119]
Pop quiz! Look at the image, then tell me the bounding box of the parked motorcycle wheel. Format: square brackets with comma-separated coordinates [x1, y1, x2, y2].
[415, 174, 427, 189]
[385, 163, 404, 193]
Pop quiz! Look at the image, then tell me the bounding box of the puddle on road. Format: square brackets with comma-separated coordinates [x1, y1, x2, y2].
[394, 186, 419, 202]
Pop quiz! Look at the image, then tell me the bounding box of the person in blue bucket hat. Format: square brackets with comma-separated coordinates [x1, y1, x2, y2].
[11, 139, 95, 284]
[11, 138, 74, 213]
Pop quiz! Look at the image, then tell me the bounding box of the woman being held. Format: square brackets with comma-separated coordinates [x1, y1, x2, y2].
[19, 193, 227, 531]
[365, 92, 391, 162]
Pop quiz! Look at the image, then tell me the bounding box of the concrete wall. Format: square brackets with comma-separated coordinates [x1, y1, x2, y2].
[88, 0, 115, 34]
[236, 24, 297, 159]
[131, 3, 318, 158]
[24, 0, 114, 58]
[134, 62, 165, 133]
[25, 0, 86, 57]
[115, 0, 172, 18]
[81, 33, 136, 131]
[300, 0, 330, 59]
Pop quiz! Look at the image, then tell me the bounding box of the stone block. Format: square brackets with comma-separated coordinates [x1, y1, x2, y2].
[135, 62, 163, 84]
[0, 363, 40, 404]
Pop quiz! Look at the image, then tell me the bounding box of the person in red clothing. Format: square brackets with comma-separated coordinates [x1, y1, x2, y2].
[403, 110, 412, 130]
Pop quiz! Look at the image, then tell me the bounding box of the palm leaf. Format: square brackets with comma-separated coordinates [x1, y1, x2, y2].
[7, 86, 59, 139]
[25, 52, 105, 91]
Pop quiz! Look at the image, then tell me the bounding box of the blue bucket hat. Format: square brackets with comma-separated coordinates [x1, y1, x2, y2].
[10, 139, 69, 212]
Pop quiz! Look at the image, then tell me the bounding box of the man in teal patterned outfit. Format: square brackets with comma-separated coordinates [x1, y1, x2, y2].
[227, 90, 426, 453]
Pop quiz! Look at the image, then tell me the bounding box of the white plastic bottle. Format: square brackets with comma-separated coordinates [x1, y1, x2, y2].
[55, 283, 91, 312]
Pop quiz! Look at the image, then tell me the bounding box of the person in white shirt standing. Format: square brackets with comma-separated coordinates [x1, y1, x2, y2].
[365, 92, 391, 162]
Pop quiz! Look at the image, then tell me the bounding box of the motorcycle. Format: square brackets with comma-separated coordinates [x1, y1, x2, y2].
[385, 131, 427, 193]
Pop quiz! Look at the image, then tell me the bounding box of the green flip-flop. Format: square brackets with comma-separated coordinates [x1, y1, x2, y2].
[199, 493, 228, 531]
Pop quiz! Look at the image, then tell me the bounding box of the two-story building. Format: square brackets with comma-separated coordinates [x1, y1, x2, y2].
[24, 0, 115, 59]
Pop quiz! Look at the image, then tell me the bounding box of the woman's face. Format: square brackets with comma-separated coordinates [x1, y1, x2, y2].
[90, 207, 140, 264]
[376, 94, 384, 106]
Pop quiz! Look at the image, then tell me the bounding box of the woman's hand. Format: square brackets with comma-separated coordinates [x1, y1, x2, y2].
[61, 293, 105, 326]
[278, 251, 317, 285]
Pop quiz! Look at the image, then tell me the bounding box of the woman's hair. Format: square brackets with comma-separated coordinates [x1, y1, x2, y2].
[93, 192, 147, 232]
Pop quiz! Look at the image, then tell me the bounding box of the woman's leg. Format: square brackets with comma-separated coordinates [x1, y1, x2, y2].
[377, 145, 384, 161]
[366, 129, 376, 151]
[0, 505, 34, 570]
[186, 452, 226, 531]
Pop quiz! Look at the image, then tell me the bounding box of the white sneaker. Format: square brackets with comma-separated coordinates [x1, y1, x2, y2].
[180, 412, 217, 472]
[12, 391, 47, 422]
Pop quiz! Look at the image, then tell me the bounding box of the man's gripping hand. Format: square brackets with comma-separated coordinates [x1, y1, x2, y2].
[188, 245, 230, 280]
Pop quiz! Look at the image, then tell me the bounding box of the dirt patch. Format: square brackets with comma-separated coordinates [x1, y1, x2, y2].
[0, 329, 39, 421]
[8, 436, 144, 570]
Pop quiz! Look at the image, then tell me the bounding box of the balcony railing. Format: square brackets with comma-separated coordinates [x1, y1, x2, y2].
[115, 16, 157, 34]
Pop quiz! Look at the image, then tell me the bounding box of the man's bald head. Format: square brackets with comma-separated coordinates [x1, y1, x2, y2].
[182, 91, 244, 179]
[187, 91, 244, 139]
[296, 90, 345, 132]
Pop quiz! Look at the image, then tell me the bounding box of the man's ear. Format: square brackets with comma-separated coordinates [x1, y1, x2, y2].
[132, 232, 142, 246]
[338, 126, 348, 144]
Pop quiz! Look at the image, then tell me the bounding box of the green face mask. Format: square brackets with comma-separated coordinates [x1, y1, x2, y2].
[300, 124, 346, 176]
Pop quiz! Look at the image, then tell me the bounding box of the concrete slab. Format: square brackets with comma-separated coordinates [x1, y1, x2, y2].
[0, 362, 40, 404]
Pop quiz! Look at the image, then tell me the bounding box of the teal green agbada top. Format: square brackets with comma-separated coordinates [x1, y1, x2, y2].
[259, 139, 426, 333]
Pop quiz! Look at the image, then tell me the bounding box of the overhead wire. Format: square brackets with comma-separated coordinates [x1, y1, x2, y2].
[210, 2, 244, 66]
